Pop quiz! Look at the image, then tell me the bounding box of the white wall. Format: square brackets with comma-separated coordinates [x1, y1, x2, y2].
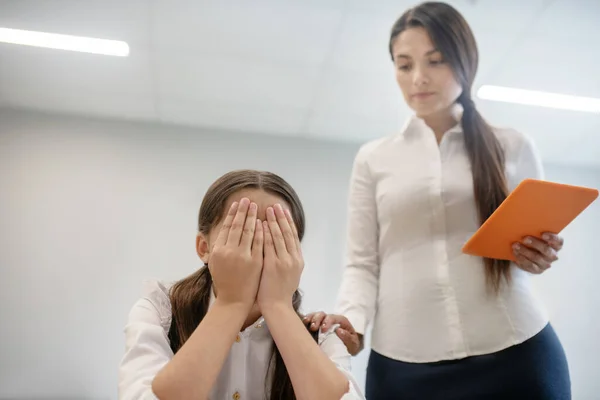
[0, 109, 598, 399]
[532, 165, 600, 399]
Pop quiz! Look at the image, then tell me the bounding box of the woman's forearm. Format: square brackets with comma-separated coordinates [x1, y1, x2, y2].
[262, 303, 350, 400]
[152, 300, 248, 400]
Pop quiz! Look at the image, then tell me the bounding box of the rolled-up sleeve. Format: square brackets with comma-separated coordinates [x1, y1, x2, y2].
[318, 326, 365, 399]
[118, 297, 173, 400]
[334, 144, 380, 335]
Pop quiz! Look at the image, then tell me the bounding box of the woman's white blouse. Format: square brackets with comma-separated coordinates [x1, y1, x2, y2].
[335, 115, 550, 363]
[119, 280, 364, 400]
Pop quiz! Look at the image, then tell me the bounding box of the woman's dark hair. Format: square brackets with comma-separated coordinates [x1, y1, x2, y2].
[389, 2, 510, 292]
[167, 169, 315, 399]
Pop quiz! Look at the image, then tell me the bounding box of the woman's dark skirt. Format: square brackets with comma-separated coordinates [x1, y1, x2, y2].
[365, 323, 571, 400]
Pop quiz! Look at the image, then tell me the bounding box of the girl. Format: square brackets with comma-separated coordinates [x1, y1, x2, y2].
[118, 170, 363, 400]
[305, 2, 570, 399]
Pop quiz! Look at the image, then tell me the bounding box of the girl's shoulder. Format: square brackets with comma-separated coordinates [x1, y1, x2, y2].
[128, 279, 174, 333]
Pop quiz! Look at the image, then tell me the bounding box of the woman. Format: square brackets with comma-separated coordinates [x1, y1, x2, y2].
[305, 2, 571, 399]
[118, 170, 364, 400]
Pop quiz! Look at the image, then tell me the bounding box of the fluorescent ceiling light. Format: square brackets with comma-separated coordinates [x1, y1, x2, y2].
[0, 27, 129, 57]
[477, 85, 600, 113]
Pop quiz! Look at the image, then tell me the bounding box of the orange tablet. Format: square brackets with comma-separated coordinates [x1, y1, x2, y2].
[462, 179, 598, 261]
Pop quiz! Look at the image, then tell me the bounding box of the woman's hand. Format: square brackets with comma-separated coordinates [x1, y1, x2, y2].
[513, 232, 564, 274]
[257, 204, 304, 311]
[209, 198, 264, 310]
[303, 312, 364, 356]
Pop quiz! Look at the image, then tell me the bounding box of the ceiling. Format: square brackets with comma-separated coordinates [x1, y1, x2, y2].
[0, 0, 599, 166]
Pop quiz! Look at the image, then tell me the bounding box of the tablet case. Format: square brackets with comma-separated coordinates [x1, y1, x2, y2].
[462, 179, 599, 261]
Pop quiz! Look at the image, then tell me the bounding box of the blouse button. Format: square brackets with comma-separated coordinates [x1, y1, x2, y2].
[235, 334, 241, 343]
[233, 392, 241, 400]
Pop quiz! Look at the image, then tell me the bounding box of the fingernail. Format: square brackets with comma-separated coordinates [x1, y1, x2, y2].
[240, 198, 250, 206]
[231, 202, 238, 209]
[513, 243, 521, 251]
[524, 237, 532, 245]
[250, 202, 257, 211]
[543, 233, 551, 241]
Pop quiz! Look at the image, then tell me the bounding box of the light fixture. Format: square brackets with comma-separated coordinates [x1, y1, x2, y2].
[477, 85, 600, 113]
[0, 27, 129, 57]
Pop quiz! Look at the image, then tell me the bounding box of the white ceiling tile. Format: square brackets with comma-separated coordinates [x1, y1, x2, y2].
[0, 44, 154, 97]
[159, 97, 306, 137]
[458, 0, 547, 33]
[308, 66, 403, 122]
[0, 0, 155, 121]
[0, 0, 150, 47]
[530, 0, 600, 42]
[344, 0, 544, 33]
[0, 43, 155, 120]
[328, 13, 395, 74]
[156, 52, 321, 109]
[481, 36, 600, 97]
[152, 0, 344, 67]
[345, 0, 432, 18]
[477, 100, 600, 167]
[472, 30, 525, 86]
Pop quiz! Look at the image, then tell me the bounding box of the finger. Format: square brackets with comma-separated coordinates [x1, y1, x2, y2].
[310, 312, 326, 331]
[302, 313, 315, 324]
[227, 198, 250, 246]
[266, 207, 287, 256]
[515, 256, 540, 274]
[338, 316, 356, 334]
[215, 201, 239, 246]
[274, 204, 296, 253]
[251, 219, 264, 260]
[263, 221, 276, 260]
[322, 315, 335, 331]
[513, 244, 537, 273]
[321, 315, 344, 332]
[284, 208, 302, 254]
[513, 245, 544, 274]
[240, 202, 258, 250]
[515, 243, 553, 270]
[522, 236, 557, 261]
[543, 232, 564, 251]
[336, 329, 358, 355]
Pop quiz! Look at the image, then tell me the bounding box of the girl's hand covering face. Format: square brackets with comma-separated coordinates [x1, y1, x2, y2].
[257, 204, 304, 310]
[209, 198, 264, 309]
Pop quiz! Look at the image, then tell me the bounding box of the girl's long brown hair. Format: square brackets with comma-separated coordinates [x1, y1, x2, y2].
[167, 170, 316, 399]
[389, 2, 510, 292]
